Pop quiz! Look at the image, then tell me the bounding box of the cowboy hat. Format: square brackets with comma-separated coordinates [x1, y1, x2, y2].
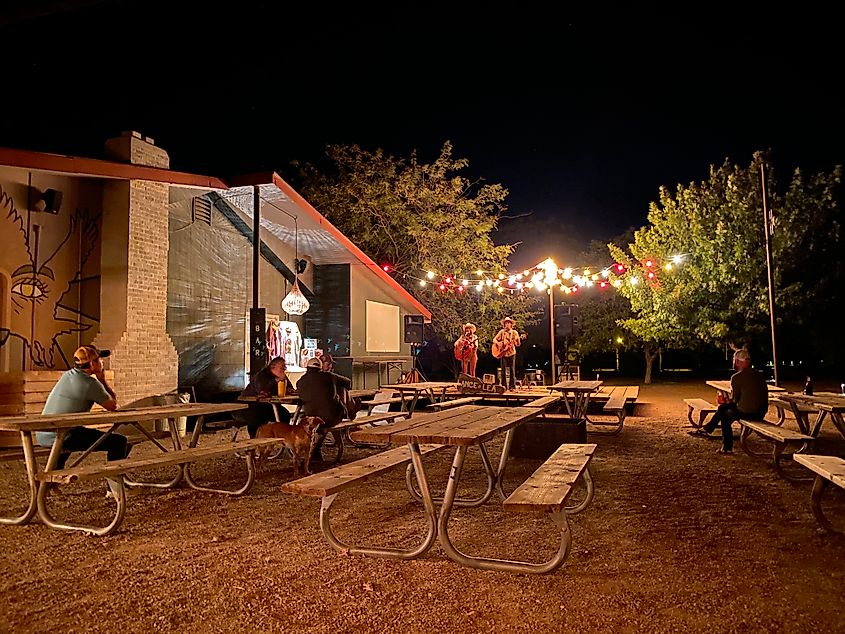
[500, 316, 515, 326]
[462, 322, 477, 333]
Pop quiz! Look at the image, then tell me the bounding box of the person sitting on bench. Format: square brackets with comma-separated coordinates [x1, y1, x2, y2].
[691, 349, 768, 454]
[235, 356, 295, 438]
[36, 345, 129, 469]
[296, 357, 352, 462]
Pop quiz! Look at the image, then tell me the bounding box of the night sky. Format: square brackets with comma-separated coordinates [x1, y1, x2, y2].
[2, 2, 842, 270]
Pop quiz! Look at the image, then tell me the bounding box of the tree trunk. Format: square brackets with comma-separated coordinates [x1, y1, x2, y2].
[643, 342, 660, 384]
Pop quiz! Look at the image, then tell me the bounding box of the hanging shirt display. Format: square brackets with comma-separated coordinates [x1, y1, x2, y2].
[279, 321, 303, 370]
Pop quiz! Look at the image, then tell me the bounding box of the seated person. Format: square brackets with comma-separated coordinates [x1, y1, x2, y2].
[37, 345, 129, 470]
[235, 356, 295, 438]
[296, 357, 352, 461]
[690, 348, 768, 454]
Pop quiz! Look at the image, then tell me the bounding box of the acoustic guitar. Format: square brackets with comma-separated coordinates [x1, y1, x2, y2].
[491, 333, 527, 359]
[454, 337, 478, 361]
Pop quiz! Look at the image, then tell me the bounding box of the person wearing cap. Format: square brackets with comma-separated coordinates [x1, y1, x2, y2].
[689, 348, 768, 454]
[235, 356, 296, 438]
[37, 345, 130, 469]
[296, 356, 352, 462]
[492, 317, 524, 390]
[454, 322, 479, 377]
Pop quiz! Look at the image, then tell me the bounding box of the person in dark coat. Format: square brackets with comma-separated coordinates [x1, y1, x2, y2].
[296, 357, 352, 460]
[235, 357, 295, 438]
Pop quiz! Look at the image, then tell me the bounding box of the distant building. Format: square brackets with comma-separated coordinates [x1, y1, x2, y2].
[0, 131, 429, 413]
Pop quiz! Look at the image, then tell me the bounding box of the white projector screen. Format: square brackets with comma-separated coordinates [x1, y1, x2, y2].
[366, 300, 400, 352]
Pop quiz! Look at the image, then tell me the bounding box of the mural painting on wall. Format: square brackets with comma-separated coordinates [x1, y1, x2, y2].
[0, 183, 100, 369]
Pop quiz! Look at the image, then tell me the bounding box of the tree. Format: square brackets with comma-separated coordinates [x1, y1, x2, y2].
[572, 235, 637, 359]
[609, 151, 842, 382]
[291, 142, 541, 349]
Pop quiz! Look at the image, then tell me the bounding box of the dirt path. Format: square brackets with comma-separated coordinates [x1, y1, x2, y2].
[1, 380, 843, 633]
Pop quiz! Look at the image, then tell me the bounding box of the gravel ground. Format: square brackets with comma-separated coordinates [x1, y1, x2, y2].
[0, 380, 843, 633]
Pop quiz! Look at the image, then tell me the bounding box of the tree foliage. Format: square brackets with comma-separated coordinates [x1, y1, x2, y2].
[609, 151, 843, 373]
[291, 142, 541, 345]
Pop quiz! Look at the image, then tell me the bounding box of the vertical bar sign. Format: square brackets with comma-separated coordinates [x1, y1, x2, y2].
[249, 307, 267, 378]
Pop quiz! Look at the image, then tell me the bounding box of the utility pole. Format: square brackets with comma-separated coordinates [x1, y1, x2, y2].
[761, 164, 780, 385]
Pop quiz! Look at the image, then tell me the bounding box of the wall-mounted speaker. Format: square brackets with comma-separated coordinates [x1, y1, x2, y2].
[403, 315, 424, 344]
[30, 187, 63, 214]
[42, 189, 63, 214]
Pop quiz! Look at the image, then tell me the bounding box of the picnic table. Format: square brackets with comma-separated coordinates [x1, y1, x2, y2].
[705, 380, 786, 398]
[777, 392, 845, 439]
[297, 404, 595, 573]
[547, 380, 603, 420]
[379, 382, 460, 414]
[239, 389, 379, 423]
[0, 402, 260, 535]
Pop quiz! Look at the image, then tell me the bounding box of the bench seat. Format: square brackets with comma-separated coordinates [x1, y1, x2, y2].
[427, 397, 482, 412]
[586, 393, 627, 435]
[504, 443, 597, 514]
[32, 437, 287, 537]
[793, 454, 845, 533]
[738, 419, 814, 480]
[521, 396, 562, 410]
[36, 437, 286, 484]
[496, 443, 597, 573]
[282, 444, 447, 559]
[684, 398, 718, 428]
[359, 395, 415, 414]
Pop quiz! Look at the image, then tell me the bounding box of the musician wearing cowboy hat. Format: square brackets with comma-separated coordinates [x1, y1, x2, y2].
[492, 317, 525, 389]
[454, 322, 479, 377]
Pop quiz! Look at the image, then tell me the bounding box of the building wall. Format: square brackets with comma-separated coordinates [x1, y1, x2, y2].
[167, 189, 304, 398]
[0, 166, 103, 372]
[349, 264, 418, 386]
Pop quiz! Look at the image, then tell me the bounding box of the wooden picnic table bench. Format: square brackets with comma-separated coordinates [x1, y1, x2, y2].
[282, 444, 448, 558]
[359, 395, 416, 415]
[320, 411, 411, 463]
[426, 396, 482, 412]
[793, 454, 845, 533]
[520, 395, 562, 410]
[36, 437, 287, 536]
[503, 443, 596, 516]
[0, 402, 252, 535]
[590, 391, 628, 435]
[738, 418, 814, 481]
[684, 398, 719, 428]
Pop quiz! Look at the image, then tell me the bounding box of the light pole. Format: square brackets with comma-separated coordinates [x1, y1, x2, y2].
[549, 286, 556, 384]
[535, 258, 561, 385]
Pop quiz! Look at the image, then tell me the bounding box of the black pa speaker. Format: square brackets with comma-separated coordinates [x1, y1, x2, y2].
[404, 315, 424, 344]
[42, 188, 63, 214]
[554, 304, 580, 338]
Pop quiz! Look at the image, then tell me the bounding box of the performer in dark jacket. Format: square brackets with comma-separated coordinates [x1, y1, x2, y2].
[296, 357, 352, 460]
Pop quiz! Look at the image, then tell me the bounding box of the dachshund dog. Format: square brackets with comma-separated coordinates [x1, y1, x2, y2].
[255, 416, 323, 476]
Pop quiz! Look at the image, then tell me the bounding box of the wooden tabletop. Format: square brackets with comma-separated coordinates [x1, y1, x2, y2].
[706, 380, 786, 394]
[380, 382, 459, 391]
[239, 389, 378, 405]
[548, 380, 602, 392]
[0, 402, 247, 432]
[350, 404, 540, 446]
[779, 392, 845, 412]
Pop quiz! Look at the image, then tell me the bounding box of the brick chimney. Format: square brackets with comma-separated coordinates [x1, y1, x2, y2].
[95, 131, 178, 405]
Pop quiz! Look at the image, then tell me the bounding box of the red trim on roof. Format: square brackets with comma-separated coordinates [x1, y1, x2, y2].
[0, 146, 228, 189]
[234, 172, 431, 321]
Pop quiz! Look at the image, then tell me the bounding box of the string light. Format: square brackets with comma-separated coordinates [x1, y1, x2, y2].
[382, 254, 688, 296]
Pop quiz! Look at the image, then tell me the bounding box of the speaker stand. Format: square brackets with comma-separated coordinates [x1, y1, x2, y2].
[403, 344, 428, 383]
